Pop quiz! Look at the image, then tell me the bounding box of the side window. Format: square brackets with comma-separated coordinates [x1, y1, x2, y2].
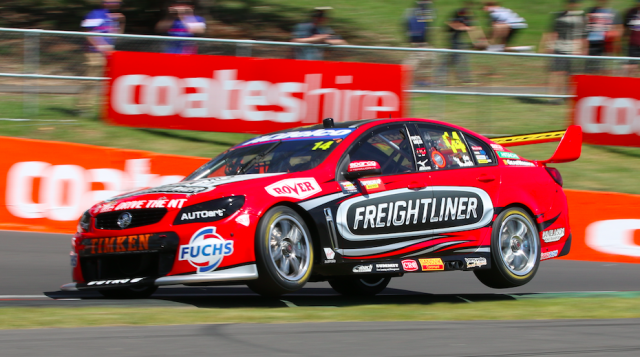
[341, 125, 416, 178]
[418, 124, 475, 170]
[465, 135, 496, 166]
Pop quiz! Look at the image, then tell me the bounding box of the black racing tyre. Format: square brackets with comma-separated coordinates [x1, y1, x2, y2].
[247, 206, 314, 297]
[98, 285, 158, 299]
[474, 207, 541, 289]
[329, 276, 391, 296]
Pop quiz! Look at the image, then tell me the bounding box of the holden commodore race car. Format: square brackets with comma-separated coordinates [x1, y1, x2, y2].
[62, 118, 582, 298]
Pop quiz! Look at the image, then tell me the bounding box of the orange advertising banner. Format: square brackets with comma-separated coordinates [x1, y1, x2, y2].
[0, 136, 639, 265]
[0, 136, 208, 233]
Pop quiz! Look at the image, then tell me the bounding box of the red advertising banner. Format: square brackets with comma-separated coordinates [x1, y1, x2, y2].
[573, 75, 640, 147]
[106, 52, 409, 134]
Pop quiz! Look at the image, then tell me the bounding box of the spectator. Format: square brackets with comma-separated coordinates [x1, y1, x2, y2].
[77, 0, 125, 116]
[156, 0, 206, 54]
[542, 0, 587, 101]
[483, 1, 528, 52]
[291, 7, 347, 60]
[623, 0, 640, 76]
[440, 1, 486, 85]
[403, 1, 437, 86]
[585, 0, 622, 73]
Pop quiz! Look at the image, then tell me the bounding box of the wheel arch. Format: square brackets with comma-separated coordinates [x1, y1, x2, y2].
[500, 203, 542, 236]
[264, 201, 322, 265]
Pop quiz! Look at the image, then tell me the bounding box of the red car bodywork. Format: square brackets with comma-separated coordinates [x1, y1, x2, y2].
[62, 118, 578, 291]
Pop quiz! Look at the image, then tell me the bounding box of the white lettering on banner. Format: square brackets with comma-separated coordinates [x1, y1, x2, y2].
[586, 219, 640, 257]
[576, 96, 640, 135]
[111, 71, 400, 123]
[5, 159, 184, 221]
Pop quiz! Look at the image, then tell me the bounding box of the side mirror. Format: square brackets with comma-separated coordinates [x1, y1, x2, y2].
[344, 160, 382, 180]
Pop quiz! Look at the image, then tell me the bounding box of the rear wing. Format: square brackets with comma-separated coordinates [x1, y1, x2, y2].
[491, 125, 582, 165]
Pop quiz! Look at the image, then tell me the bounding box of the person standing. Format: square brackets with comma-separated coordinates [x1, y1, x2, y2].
[585, 0, 622, 73]
[483, 1, 528, 52]
[404, 1, 437, 86]
[623, 0, 640, 76]
[77, 0, 125, 116]
[291, 7, 347, 60]
[542, 0, 587, 101]
[156, 0, 206, 54]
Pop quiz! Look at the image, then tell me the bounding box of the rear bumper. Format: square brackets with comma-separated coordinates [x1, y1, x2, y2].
[60, 264, 258, 291]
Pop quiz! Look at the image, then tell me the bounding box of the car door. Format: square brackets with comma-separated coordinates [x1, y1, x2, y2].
[415, 123, 500, 254]
[332, 123, 435, 260]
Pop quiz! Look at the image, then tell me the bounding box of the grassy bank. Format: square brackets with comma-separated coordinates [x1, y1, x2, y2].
[1, 296, 639, 329]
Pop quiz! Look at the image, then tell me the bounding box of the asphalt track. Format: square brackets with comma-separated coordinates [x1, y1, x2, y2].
[1, 230, 638, 307]
[2, 320, 640, 357]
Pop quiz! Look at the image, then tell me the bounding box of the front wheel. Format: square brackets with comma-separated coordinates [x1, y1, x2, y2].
[247, 206, 314, 297]
[329, 277, 391, 296]
[474, 207, 540, 289]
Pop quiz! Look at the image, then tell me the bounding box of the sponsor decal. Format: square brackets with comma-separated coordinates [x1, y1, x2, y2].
[181, 209, 225, 221]
[239, 129, 354, 147]
[179, 227, 234, 273]
[475, 155, 487, 160]
[324, 247, 336, 263]
[235, 214, 251, 227]
[348, 160, 379, 172]
[471, 146, 483, 151]
[416, 147, 427, 157]
[376, 263, 400, 272]
[419, 258, 444, 271]
[478, 159, 489, 164]
[87, 277, 144, 286]
[70, 252, 78, 267]
[417, 159, 430, 171]
[174, 196, 244, 225]
[411, 135, 424, 145]
[353, 264, 373, 273]
[541, 250, 559, 260]
[339, 181, 359, 194]
[465, 257, 487, 269]
[102, 198, 188, 213]
[83, 234, 152, 255]
[503, 159, 535, 167]
[431, 151, 446, 168]
[453, 155, 474, 167]
[401, 259, 419, 272]
[265, 178, 321, 200]
[497, 151, 519, 159]
[490, 143, 505, 151]
[542, 228, 565, 243]
[358, 178, 386, 194]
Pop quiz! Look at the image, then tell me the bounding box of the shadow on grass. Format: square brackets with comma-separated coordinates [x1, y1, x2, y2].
[595, 145, 640, 159]
[43, 286, 520, 309]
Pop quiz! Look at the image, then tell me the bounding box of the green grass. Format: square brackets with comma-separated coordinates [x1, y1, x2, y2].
[1, 296, 640, 329]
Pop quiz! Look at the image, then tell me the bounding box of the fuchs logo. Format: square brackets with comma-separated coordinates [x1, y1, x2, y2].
[401, 259, 419, 271]
[541, 250, 559, 260]
[352, 264, 373, 273]
[497, 151, 519, 159]
[542, 228, 565, 243]
[465, 257, 487, 269]
[179, 227, 234, 273]
[265, 178, 321, 200]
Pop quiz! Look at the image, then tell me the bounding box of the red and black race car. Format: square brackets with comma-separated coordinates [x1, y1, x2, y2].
[62, 118, 581, 298]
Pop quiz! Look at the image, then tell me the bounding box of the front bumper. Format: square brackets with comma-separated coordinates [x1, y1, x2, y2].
[61, 264, 258, 291]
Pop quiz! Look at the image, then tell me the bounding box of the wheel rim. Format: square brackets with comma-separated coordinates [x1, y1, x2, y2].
[268, 214, 311, 281]
[498, 214, 538, 276]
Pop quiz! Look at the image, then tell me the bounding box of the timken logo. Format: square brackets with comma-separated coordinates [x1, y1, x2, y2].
[419, 258, 444, 271]
[265, 178, 321, 200]
[83, 234, 151, 255]
[401, 259, 419, 271]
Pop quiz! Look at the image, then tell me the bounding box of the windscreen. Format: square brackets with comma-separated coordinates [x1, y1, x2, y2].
[186, 128, 354, 180]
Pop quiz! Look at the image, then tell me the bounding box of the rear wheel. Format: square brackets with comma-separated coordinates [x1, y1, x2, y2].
[329, 277, 391, 296]
[474, 207, 540, 289]
[98, 285, 158, 299]
[248, 206, 314, 297]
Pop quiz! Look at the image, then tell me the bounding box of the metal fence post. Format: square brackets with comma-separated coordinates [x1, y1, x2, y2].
[23, 32, 40, 118]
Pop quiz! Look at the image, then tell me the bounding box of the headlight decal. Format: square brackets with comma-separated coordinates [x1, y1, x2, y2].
[173, 196, 245, 225]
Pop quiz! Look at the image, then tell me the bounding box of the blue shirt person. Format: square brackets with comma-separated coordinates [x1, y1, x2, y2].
[291, 7, 347, 60]
[81, 0, 125, 54]
[156, 0, 206, 54]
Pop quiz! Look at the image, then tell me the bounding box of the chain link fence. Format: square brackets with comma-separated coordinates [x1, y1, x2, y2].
[1, 27, 639, 136]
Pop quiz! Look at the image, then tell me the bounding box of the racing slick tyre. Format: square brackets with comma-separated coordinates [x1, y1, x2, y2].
[474, 207, 541, 289]
[328, 277, 391, 296]
[98, 285, 158, 299]
[248, 206, 314, 297]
